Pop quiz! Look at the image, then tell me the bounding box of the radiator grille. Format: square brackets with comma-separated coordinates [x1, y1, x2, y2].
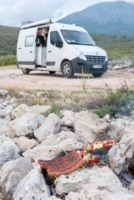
[86, 56, 105, 64]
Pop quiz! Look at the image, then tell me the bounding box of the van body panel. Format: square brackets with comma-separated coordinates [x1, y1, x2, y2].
[17, 27, 38, 69]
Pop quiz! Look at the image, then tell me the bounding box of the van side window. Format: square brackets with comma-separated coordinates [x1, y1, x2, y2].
[50, 31, 62, 46]
[25, 36, 34, 47]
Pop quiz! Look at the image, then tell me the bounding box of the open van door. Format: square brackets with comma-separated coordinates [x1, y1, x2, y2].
[17, 27, 38, 69]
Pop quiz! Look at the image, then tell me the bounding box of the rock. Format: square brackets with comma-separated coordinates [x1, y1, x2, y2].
[0, 157, 33, 198]
[3, 101, 9, 106]
[17, 137, 37, 152]
[107, 119, 127, 140]
[47, 197, 61, 200]
[30, 105, 51, 114]
[109, 123, 134, 175]
[0, 135, 20, 169]
[36, 92, 46, 97]
[12, 104, 31, 118]
[55, 166, 122, 195]
[12, 137, 19, 144]
[74, 111, 109, 144]
[0, 186, 12, 200]
[0, 105, 14, 117]
[60, 110, 75, 127]
[0, 89, 8, 97]
[34, 113, 61, 142]
[0, 124, 15, 138]
[18, 91, 28, 97]
[13, 167, 50, 200]
[11, 104, 45, 126]
[66, 188, 134, 200]
[9, 112, 38, 137]
[23, 131, 83, 163]
[128, 180, 134, 192]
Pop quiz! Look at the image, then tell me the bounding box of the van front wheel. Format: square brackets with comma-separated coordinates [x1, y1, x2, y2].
[22, 68, 30, 75]
[61, 61, 74, 78]
[92, 73, 103, 78]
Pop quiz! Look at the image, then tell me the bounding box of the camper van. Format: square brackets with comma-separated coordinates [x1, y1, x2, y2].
[16, 19, 108, 78]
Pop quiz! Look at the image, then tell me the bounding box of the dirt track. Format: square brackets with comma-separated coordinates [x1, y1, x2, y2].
[0, 66, 133, 91]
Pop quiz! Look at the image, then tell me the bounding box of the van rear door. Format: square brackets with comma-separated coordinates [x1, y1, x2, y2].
[17, 27, 38, 69]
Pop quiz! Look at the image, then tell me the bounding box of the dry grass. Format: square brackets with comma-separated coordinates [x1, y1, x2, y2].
[0, 65, 17, 71]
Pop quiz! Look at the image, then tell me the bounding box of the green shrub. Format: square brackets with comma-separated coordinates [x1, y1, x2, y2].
[0, 58, 16, 66]
[93, 105, 116, 118]
[49, 103, 60, 114]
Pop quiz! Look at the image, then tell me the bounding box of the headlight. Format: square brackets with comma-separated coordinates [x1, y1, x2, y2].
[73, 48, 87, 61]
[105, 53, 108, 62]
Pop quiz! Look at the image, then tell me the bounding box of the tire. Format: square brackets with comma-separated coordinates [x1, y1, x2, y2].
[61, 61, 74, 78]
[22, 68, 30, 75]
[49, 71, 56, 74]
[92, 73, 103, 78]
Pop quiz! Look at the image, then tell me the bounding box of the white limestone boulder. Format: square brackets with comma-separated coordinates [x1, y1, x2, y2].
[0, 89, 8, 97]
[9, 112, 38, 137]
[0, 135, 20, 169]
[23, 131, 83, 163]
[0, 105, 14, 117]
[13, 167, 50, 200]
[17, 137, 37, 152]
[34, 113, 61, 142]
[11, 104, 31, 118]
[55, 166, 122, 195]
[0, 157, 33, 198]
[66, 188, 134, 200]
[30, 105, 51, 115]
[109, 123, 134, 175]
[74, 111, 109, 144]
[60, 110, 75, 127]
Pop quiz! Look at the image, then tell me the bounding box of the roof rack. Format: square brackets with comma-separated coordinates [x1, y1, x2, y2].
[21, 19, 51, 29]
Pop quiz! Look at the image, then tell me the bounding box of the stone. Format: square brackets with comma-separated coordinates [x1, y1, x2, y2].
[60, 110, 75, 127]
[108, 123, 134, 175]
[107, 119, 127, 140]
[0, 105, 14, 117]
[0, 157, 33, 198]
[18, 91, 29, 97]
[9, 112, 38, 137]
[74, 111, 109, 144]
[0, 124, 15, 138]
[66, 188, 134, 200]
[34, 113, 61, 142]
[55, 166, 122, 195]
[30, 105, 51, 114]
[13, 167, 50, 200]
[23, 131, 83, 163]
[12, 104, 31, 118]
[0, 90, 8, 97]
[128, 180, 134, 192]
[36, 92, 46, 97]
[47, 197, 61, 200]
[17, 137, 37, 152]
[0, 135, 20, 169]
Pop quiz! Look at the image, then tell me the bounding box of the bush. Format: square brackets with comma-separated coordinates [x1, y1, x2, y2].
[93, 105, 116, 118]
[49, 103, 60, 114]
[0, 58, 16, 66]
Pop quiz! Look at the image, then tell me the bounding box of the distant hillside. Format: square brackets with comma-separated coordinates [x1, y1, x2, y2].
[0, 26, 20, 56]
[58, 1, 134, 36]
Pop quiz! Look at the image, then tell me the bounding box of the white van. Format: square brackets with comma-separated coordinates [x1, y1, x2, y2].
[16, 19, 108, 78]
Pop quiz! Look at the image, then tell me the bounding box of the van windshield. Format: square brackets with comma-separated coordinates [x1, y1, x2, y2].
[61, 30, 96, 46]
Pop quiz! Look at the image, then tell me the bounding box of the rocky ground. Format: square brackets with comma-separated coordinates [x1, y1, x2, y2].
[0, 89, 134, 199]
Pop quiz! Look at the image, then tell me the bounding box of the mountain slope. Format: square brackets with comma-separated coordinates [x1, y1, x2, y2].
[58, 1, 134, 36]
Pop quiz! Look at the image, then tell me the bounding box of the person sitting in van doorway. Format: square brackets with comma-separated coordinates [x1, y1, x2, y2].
[40, 34, 47, 47]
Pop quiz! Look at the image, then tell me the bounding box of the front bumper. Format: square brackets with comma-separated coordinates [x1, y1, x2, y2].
[71, 57, 108, 74]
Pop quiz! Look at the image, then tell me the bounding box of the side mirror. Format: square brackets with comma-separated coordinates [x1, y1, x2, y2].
[55, 39, 63, 48]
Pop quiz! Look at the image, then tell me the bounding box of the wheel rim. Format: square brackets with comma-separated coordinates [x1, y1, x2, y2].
[63, 64, 70, 75]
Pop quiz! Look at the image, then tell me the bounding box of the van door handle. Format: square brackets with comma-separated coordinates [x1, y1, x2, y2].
[19, 48, 21, 50]
[30, 51, 32, 53]
[48, 51, 52, 53]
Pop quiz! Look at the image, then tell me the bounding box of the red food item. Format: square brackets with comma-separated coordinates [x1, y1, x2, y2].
[103, 140, 116, 149]
[38, 151, 86, 178]
[94, 157, 100, 163]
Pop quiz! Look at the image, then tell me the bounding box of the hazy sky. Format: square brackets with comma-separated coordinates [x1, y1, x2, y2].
[0, 0, 134, 27]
